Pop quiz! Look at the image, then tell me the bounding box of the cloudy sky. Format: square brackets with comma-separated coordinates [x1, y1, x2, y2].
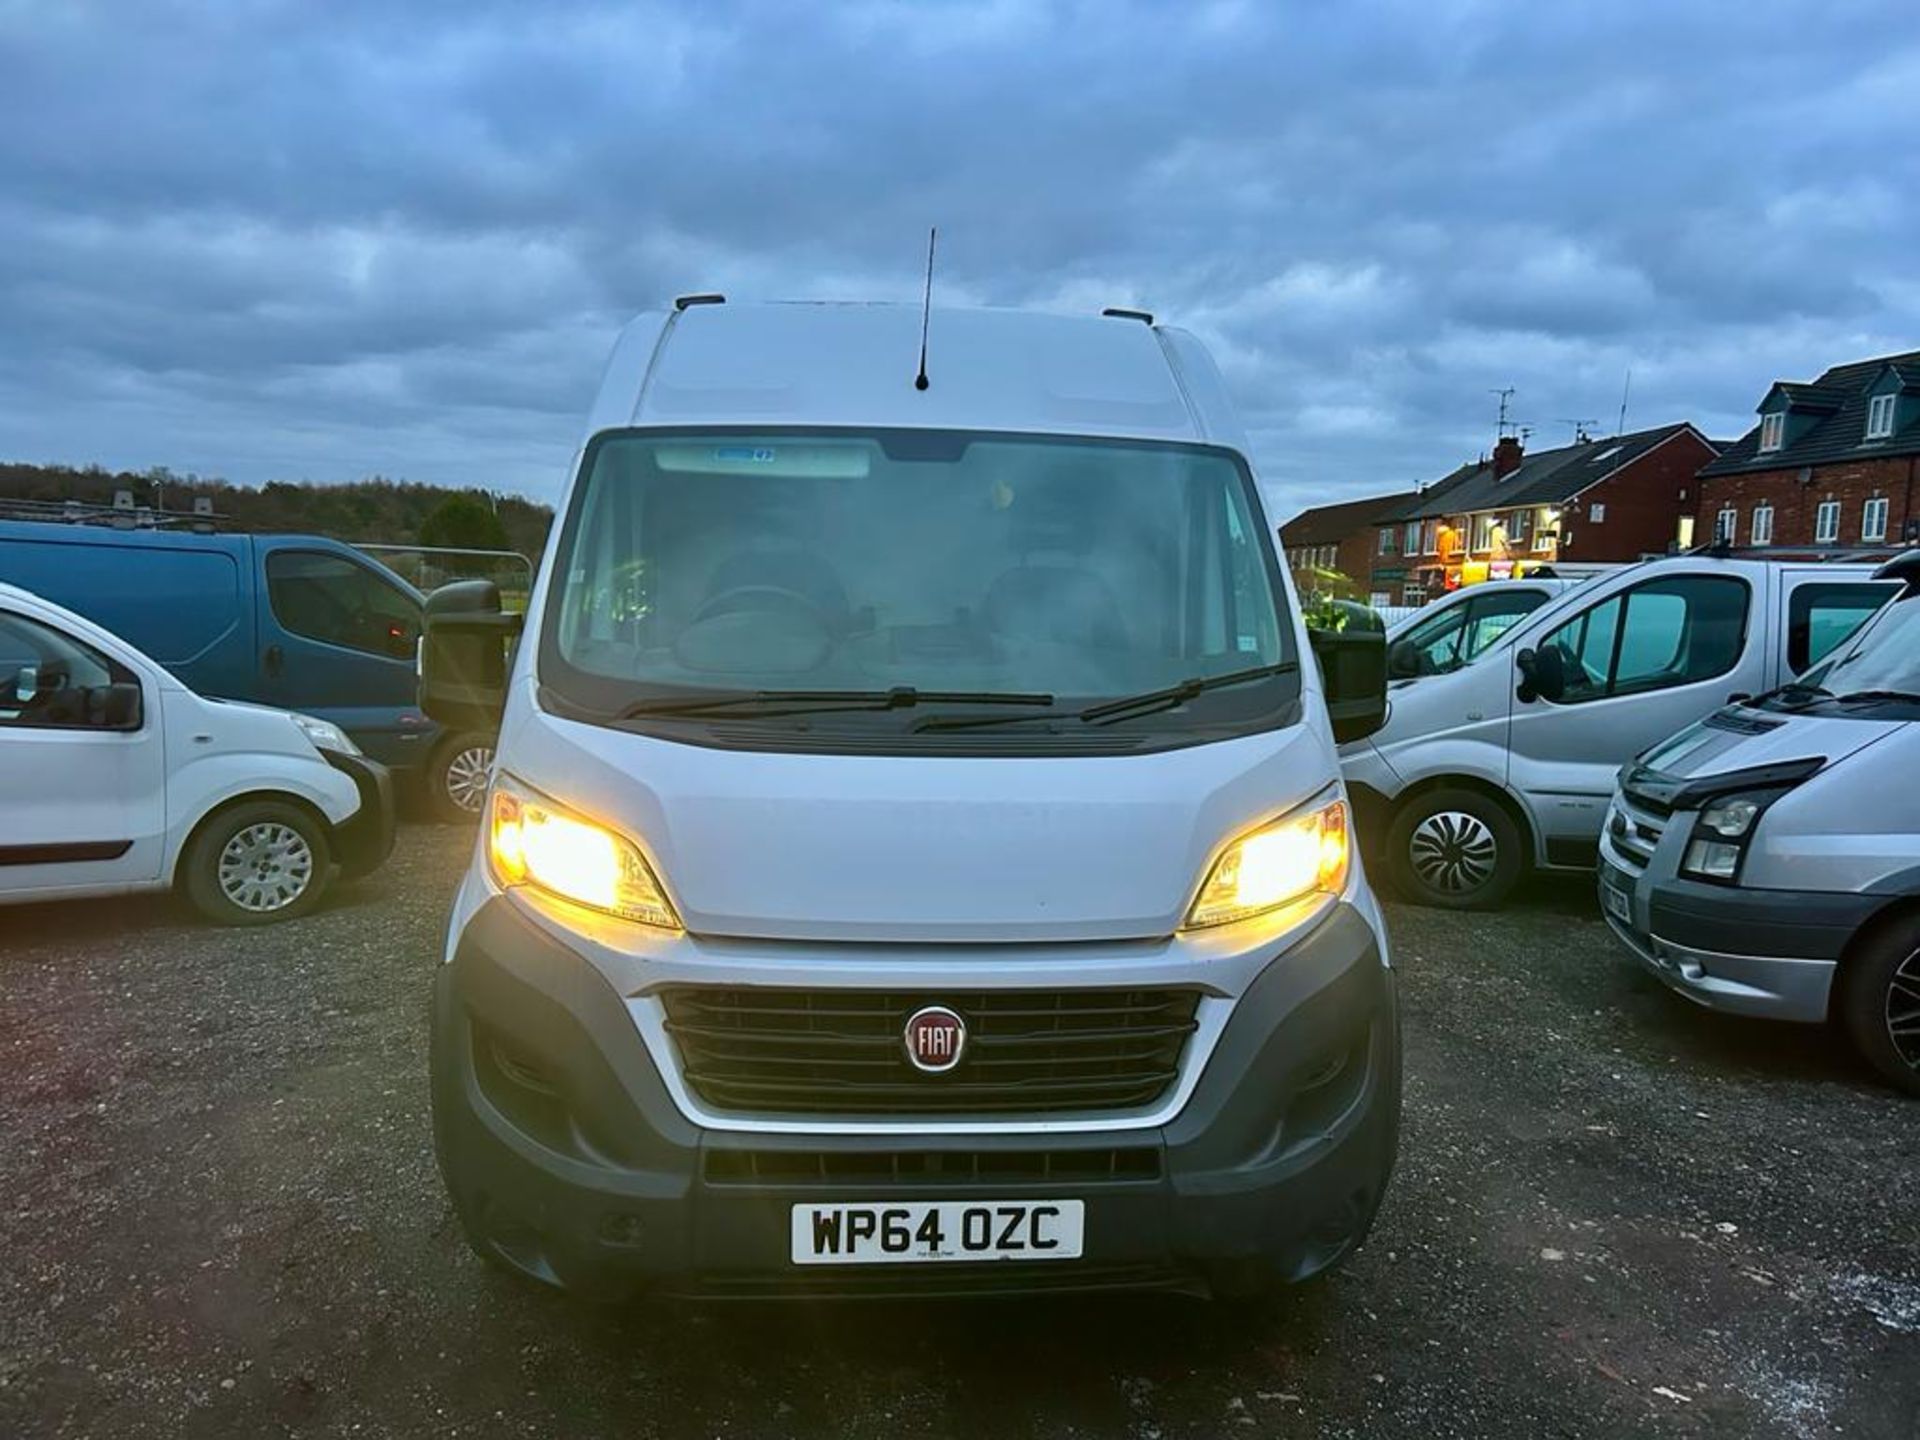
[4, 1, 1919, 520]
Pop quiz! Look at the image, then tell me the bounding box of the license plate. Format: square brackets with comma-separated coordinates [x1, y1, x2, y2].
[791, 1199, 1085, 1265]
[1602, 883, 1632, 925]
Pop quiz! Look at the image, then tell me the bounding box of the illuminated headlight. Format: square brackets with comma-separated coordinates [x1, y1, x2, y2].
[291, 713, 360, 756]
[1185, 798, 1349, 930]
[488, 775, 679, 929]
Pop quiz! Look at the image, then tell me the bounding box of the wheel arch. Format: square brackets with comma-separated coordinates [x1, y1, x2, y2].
[1836, 892, 1920, 1004]
[1389, 772, 1539, 865]
[167, 789, 337, 890]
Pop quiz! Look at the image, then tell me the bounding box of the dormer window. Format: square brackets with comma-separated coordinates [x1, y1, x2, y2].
[1758, 412, 1785, 452]
[1866, 393, 1896, 441]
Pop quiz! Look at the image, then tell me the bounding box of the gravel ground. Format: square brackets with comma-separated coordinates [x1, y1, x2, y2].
[2, 826, 1916, 1439]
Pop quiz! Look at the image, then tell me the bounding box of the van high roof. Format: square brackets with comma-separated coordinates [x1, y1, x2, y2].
[584, 300, 1252, 452]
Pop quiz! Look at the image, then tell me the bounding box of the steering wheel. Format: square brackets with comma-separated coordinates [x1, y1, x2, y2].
[692, 585, 832, 629]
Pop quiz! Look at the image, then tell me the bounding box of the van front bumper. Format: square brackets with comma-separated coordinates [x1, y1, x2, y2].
[430, 897, 1401, 1300]
[1597, 855, 1874, 1022]
[321, 751, 396, 879]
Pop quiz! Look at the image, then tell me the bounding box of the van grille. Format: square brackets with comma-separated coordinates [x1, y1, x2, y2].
[659, 987, 1201, 1117]
[1607, 800, 1666, 872]
[703, 1147, 1162, 1186]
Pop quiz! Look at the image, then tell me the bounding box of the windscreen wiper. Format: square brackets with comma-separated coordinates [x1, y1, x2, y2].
[617, 686, 1054, 721]
[913, 662, 1297, 732]
[1762, 680, 1834, 708]
[1832, 688, 1920, 705]
[1076, 661, 1299, 726]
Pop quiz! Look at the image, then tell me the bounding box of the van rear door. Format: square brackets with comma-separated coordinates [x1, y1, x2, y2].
[254, 541, 431, 769]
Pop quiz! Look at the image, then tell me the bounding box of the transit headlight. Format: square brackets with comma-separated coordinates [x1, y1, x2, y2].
[1679, 789, 1786, 885]
[1185, 798, 1349, 929]
[488, 776, 679, 929]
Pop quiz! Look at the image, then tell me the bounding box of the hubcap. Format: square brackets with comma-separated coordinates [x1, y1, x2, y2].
[1886, 945, 1920, 1072]
[217, 822, 314, 913]
[443, 745, 494, 814]
[1409, 810, 1498, 895]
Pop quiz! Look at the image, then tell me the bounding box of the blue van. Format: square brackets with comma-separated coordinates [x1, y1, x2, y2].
[0, 519, 494, 818]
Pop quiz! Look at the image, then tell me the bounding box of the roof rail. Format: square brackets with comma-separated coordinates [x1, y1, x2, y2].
[0, 496, 228, 533]
[1101, 307, 1155, 325]
[673, 292, 726, 311]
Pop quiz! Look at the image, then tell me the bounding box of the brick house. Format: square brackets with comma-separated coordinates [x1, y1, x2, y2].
[1695, 351, 1920, 553]
[1367, 423, 1718, 606]
[1277, 489, 1417, 599]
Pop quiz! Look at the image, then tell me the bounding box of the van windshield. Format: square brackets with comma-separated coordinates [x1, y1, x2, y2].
[540, 429, 1297, 745]
[1800, 592, 1920, 704]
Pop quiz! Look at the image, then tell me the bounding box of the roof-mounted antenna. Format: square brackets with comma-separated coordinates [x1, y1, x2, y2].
[1616, 368, 1633, 435]
[914, 227, 937, 392]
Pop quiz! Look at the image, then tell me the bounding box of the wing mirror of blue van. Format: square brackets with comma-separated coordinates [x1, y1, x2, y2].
[420, 579, 523, 731]
[1386, 637, 1423, 680]
[1308, 626, 1389, 743]
[1515, 645, 1565, 704]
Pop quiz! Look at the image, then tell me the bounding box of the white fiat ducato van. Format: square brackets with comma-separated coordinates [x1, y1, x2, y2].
[419, 299, 1399, 1301]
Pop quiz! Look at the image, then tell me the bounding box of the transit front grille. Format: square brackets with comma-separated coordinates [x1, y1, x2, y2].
[1607, 800, 1666, 872]
[659, 987, 1202, 1117]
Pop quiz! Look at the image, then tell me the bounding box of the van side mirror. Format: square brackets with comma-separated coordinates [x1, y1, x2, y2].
[97, 682, 142, 730]
[1386, 637, 1423, 680]
[1515, 645, 1565, 704]
[420, 580, 523, 731]
[1308, 627, 1388, 744]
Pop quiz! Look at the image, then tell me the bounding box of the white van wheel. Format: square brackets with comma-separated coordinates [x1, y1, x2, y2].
[183, 801, 332, 926]
[1386, 789, 1523, 910]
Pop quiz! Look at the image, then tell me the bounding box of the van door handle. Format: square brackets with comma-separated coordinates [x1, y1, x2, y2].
[263, 644, 284, 677]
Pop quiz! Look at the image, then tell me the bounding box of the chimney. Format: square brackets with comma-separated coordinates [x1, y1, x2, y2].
[1492, 435, 1524, 479]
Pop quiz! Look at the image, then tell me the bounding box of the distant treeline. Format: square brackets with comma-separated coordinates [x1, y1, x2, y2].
[0, 462, 553, 563]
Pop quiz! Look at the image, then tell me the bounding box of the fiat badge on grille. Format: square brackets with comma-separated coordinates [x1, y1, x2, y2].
[903, 1005, 967, 1073]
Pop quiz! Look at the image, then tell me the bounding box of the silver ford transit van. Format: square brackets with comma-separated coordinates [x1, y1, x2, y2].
[1599, 549, 1920, 1095]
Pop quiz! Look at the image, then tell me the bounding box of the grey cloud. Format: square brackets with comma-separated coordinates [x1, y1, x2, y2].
[2, 0, 1918, 510]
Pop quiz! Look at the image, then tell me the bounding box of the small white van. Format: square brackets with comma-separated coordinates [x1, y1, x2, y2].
[421, 299, 1399, 1301]
[0, 582, 394, 924]
[1341, 555, 1894, 907]
[1600, 549, 1920, 1095]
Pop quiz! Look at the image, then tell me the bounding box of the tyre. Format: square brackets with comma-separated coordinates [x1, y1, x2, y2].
[428, 732, 495, 822]
[182, 800, 332, 925]
[1386, 787, 1524, 909]
[1838, 916, 1920, 1097]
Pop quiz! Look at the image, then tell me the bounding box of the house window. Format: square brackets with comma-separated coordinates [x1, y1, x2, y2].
[1588, 502, 1606, 523]
[1716, 506, 1737, 542]
[1508, 509, 1531, 544]
[1369, 591, 1392, 610]
[1471, 514, 1495, 551]
[1403, 522, 1420, 557]
[1814, 500, 1841, 544]
[1750, 503, 1774, 546]
[1378, 527, 1395, 556]
[1758, 412, 1785, 452]
[1866, 394, 1896, 441]
[1863, 496, 1889, 542]
[1421, 521, 1439, 556]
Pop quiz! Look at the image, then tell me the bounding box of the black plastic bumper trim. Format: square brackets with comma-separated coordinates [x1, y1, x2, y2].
[322, 750, 397, 878]
[1648, 879, 1883, 961]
